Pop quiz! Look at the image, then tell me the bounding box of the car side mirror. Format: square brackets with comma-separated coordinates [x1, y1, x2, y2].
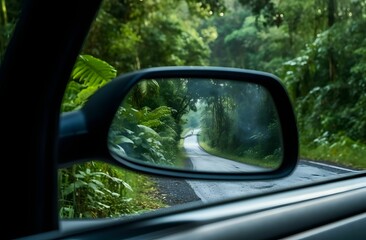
[59, 66, 298, 180]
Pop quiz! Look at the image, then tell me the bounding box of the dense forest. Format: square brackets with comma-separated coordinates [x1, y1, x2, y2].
[2, 0, 366, 218]
[109, 77, 281, 169]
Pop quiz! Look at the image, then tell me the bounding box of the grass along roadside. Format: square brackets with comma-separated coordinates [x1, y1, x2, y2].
[300, 142, 366, 171]
[120, 169, 169, 215]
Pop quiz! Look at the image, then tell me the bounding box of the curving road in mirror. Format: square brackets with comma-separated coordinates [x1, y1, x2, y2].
[183, 134, 267, 172]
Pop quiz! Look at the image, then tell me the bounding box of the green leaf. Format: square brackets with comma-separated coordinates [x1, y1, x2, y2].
[111, 192, 121, 197]
[91, 179, 104, 187]
[75, 86, 98, 104]
[88, 182, 100, 192]
[71, 54, 117, 87]
[63, 180, 86, 196]
[97, 202, 110, 209]
[94, 189, 105, 195]
[118, 136, 134, 144]
[121, 181, 133, 192]
[74, 173, 85, 179]
[137, 125, 159, 137]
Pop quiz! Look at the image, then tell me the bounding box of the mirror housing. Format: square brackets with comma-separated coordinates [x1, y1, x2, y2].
[59, 66, 298, 180]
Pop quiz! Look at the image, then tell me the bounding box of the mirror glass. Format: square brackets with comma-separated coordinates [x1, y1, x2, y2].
[108, 78, 283, 173]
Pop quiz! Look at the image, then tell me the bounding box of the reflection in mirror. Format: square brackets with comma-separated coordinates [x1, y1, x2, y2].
[108, 78, 283, 173]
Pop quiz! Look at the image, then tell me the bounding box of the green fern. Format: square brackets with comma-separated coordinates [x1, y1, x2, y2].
[137, 80, 159, 97]
[63, 55, 118, 112]
[71, 54, 117, 87]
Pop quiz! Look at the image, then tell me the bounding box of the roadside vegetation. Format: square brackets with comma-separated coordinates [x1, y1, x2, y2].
[2, 0, 366, 217]
[300, 136, 366, 170]
[58, 162, 167, 218]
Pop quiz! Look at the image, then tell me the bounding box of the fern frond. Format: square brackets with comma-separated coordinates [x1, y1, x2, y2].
[147, 106, 172, 120]
[136, 80, 160, 98]
[137, 125, 160, 138]
[72, 54, 117, 87]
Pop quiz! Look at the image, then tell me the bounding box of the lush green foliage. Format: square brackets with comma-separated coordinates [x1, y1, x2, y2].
[197, 80, 281, 166]
[205, 0, 366, 168]
[109, 78, 203, 168]
[276, 1, 366, 167]
[62, 54, 117, 112]
[60, 55, 170, 218]
[82, 0, 225, 73]
[59, 162, 166, 218]
[110, 103, 179, 166]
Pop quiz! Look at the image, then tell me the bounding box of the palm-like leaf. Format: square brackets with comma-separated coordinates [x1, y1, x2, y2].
[71, 54, 117, 87]
[138, 80, 160, 97]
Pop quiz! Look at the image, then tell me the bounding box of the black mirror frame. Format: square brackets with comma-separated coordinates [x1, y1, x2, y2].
[59, 66, 298, 180]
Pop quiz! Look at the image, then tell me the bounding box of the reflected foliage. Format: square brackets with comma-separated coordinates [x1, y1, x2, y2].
[109, 79, 194, 167]
[109, 78, 282, 169]
[198, 80, 281, 164]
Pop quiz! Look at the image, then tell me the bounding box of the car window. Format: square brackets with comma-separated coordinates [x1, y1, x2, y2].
[58, 0, 366, 219]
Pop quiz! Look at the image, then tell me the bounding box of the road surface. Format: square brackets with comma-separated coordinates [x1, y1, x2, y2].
[183, 134, 360, 203]
[184, 135, 266, 172]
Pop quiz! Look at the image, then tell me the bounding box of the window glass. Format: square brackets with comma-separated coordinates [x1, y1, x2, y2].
[60, 0, 366, 219]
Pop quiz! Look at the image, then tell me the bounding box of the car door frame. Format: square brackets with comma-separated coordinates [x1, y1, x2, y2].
[0, 0, 102, 239]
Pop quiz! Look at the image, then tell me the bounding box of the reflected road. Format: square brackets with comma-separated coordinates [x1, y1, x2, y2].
[183, 134, 266, 172]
